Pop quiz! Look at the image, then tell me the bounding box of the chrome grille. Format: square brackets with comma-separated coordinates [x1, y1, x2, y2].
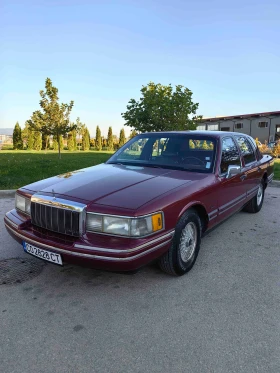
[31, 203, 80, 237]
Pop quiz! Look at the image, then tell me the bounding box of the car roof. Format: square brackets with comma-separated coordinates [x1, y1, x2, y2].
[141, 130, 248, 138]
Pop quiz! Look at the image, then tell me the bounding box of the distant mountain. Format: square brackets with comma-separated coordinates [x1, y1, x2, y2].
[0, 128, 13, 135]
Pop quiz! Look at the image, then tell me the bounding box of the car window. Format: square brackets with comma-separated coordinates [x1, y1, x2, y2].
[118, 138, 149, 160]
[235, 136, 256, 165]
[220, 137, 241, 174]
[108, 134, 217, 173]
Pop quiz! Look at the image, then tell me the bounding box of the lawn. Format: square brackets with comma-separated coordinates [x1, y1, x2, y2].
[0, 151, 113, 190]
[0, 151, 279, 190]
[274, 159, 280, 181]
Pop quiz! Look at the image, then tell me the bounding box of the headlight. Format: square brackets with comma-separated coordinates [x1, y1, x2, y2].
[86, 212, 164, 237]
[15, 193, 31, 215]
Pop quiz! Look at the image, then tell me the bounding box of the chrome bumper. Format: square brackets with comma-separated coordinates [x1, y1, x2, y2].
[4, 215, 174, 262]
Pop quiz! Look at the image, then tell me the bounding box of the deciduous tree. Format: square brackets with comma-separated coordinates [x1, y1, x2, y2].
[129, 129, 138, 140]
[27, 77, 74, 158]
[122, 82, 200, 132]
[33, 131, 42, 151]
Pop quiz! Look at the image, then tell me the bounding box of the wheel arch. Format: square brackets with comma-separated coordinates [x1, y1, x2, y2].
[179, 202, 209, 233]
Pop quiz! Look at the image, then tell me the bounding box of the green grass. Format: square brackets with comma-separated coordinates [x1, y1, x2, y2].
[0, 150, 113, 190]
[274, 159, 280, 181]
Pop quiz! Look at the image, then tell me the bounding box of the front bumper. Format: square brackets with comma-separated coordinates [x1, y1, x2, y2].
[4, 209, 174, 271]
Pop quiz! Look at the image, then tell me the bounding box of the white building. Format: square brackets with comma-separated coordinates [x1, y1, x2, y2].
[198, 111, 280, 143]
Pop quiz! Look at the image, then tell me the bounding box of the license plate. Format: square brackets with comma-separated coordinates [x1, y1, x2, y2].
[23, 242, 63, 266]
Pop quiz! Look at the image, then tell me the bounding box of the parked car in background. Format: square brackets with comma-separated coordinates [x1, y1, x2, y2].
[5, 131, 274, 276]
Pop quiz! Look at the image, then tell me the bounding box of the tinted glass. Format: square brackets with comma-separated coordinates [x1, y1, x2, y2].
[220, 137, 241, 174]
[107, 134, 217, 173]
[235, 136, 256, 165]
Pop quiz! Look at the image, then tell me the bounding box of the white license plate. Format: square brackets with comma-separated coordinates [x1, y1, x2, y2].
[23, 242, 63, 265]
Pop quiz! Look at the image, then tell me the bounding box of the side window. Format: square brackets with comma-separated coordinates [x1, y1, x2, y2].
[235, 136, 256, 165]
[220, 137, 241, 174]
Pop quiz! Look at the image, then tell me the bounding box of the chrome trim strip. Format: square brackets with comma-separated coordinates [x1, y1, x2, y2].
[208, 209, 218, 217]
[209, 214, 218, 221]
[31, 195, 87, 235]
[5, 223, 170, 262]
[247, 185, 259, 197]
[268, 173, 274, 183]
[31, 194, 87, 212]
[219, 193, 246, 213]
[75, 230, 175, 254]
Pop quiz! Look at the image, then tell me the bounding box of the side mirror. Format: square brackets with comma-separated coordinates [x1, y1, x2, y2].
[226, 165, 241, 179]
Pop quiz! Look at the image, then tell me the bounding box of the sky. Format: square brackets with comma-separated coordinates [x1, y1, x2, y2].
[1, 0, 280, 137]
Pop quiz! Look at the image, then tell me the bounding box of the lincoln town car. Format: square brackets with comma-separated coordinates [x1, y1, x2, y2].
[4, 131, 274, 276]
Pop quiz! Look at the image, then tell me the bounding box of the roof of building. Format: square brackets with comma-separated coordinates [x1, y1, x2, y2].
[201, 110, 280, 122]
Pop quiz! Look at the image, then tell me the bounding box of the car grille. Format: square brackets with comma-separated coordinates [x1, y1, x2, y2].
[31, 202, 80, 237]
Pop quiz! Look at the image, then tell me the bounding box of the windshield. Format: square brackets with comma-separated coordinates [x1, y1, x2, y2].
[107, 133, 217, 173]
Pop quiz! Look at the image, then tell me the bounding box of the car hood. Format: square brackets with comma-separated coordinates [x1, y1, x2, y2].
[22, 163, 204, 210]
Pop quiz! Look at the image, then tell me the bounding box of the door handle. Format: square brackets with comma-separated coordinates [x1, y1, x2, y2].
[257, 167, 261, 173]
[240, 174, 247, 181]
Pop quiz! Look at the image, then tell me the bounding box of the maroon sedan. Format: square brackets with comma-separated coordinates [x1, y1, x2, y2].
[4, 131, 274, 276]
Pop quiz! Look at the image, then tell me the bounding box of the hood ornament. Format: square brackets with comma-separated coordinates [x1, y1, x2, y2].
[52, 189, 56, 200]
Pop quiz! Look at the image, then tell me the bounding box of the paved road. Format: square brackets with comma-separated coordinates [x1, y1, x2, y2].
[0, 187, 280, 373]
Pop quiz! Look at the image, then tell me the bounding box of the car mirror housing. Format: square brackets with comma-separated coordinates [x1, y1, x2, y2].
[226, 165, 241, 179]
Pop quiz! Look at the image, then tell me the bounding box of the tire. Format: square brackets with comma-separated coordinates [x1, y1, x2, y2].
[158, 209, 202, 276]
[243, 180, 265, 213]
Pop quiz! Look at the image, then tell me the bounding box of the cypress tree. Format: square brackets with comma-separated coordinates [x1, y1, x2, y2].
[129, 129, 138, 140]
[73, 129, 77, 150]
[107, 127, 114, 151]
[13, 122, 23, 149]
[82, 128, 90, 151]
[95, 126, 102, 151]
[119, 128, 126, 148]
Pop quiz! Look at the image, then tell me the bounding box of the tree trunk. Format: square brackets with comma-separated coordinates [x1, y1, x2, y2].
[57, 133, 61, 159]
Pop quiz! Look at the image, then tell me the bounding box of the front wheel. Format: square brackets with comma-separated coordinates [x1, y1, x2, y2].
[158, 209, 202, 276]
[243, 180, 265, 213]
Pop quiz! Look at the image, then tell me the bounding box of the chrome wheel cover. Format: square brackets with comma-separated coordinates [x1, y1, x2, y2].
[179, 222, 197, 263]
[257, 184, 263, 206]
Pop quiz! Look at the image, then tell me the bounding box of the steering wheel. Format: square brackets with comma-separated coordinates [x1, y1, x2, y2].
[180, 156, 205, 166]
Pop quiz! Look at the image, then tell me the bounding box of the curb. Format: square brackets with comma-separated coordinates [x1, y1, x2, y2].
[0, 190, 16, 198]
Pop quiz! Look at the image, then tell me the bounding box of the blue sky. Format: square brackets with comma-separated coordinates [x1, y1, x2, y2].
[1, 0, 279, 136]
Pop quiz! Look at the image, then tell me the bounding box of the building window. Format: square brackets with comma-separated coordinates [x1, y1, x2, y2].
[208, 124, 219, 131]
[258, 121, 268, 128]
[235, 122, 243, 129]
[221, 127, 230, 131]
[196, 125, 206, 130]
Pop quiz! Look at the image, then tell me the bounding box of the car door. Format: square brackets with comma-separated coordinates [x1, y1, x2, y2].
[217, 136, 247, 222]
[234, 135, 260, 201]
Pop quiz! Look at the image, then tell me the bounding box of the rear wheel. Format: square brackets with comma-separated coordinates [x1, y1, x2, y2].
[243, 180, 265, 213]
[158, 209, 201, 276]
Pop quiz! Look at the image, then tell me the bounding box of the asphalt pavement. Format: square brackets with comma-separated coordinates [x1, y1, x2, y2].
[0, 187, 279, 373]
